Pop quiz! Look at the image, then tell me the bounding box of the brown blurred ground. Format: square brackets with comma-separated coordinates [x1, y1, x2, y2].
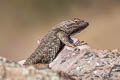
[0, 0, 120, 61]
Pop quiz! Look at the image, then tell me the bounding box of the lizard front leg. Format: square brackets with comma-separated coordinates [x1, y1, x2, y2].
[57, 31, 77, 48]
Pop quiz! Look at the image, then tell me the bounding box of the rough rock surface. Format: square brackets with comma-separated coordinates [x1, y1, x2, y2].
[49, 43, 120, 80]
[0, 57, 73, 80]
[0, 38, 120, 80]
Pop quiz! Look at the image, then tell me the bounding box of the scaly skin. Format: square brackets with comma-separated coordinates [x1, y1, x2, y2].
[24, 18, 89, 65]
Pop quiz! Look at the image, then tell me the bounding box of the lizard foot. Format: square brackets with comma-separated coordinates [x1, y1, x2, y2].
[73, 47, 80, 52]
[73, 40, 87, 52]
[74, 40, 87, 46]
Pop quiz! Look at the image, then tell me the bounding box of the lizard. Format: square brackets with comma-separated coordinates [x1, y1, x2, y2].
[24, 18, 89, 65]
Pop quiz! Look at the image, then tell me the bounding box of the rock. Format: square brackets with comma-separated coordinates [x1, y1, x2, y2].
[0, 57, 72, 80]
[49, 41, 120, 80]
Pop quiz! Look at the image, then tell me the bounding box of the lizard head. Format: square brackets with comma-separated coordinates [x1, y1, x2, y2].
[65, 18, 89, 35]
[53, 18, 89, 36]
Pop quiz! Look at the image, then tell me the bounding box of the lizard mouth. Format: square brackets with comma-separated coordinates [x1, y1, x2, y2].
[80, 21, 89, 27]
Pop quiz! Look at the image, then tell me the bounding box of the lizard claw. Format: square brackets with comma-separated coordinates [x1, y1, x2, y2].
[74, 40, 81, 46]
[80, 41, 87, 45]
[74, 40, 87, 46]
[73, 47, 80, 52]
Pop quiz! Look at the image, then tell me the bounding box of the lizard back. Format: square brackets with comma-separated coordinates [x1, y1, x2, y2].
[24, 30, 62, 65]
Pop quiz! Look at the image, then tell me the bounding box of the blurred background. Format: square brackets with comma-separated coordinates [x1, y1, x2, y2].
[0, 0, 120, 61]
